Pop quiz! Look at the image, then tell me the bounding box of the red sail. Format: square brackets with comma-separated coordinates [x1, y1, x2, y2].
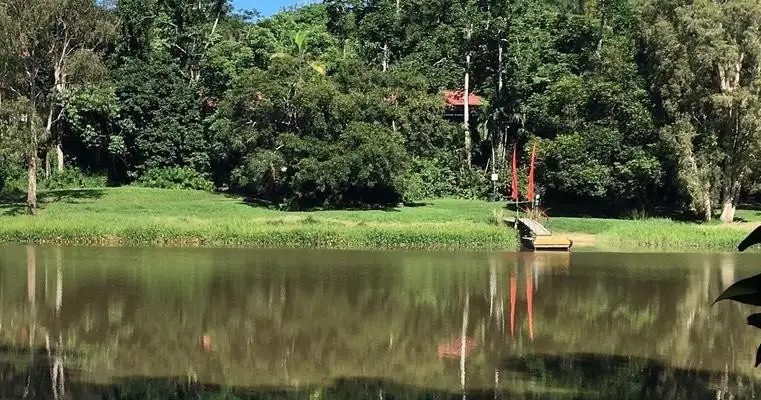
[527, 144, 536, 201]
[511, 143, 519, 200]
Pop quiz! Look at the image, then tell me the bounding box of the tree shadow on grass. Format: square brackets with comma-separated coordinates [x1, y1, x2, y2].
[733, 203, 761, 222]
[0, 189, 105, 216]
[0, 192, 26, 216]
[39, 189, 105, 204]
[231, 193, 429, 213]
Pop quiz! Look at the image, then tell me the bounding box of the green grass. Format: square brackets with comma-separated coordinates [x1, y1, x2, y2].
[0, 187, 756, 250]
[732, 208, 761, 223]
[599, 219, 747, 249]
[549, 216, 753, 250]
[0, 187, 518, 250]
[548, 217, 625, 235]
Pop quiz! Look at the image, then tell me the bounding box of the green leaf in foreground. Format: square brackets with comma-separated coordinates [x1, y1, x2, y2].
[748, 313, 761, 329]
[714, 273, 761, 306]
[739, 225, 761, 252]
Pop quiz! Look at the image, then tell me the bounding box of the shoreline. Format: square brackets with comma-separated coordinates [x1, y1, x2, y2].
[0, 220, 521, 251]
[555, 226, 749, 251]
[0, 225, 749, 252]
[0, 187, 756, 252]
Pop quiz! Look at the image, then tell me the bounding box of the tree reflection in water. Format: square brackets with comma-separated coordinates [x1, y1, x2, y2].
[0, 346, 756, 400]
[0, 246, 756, 399]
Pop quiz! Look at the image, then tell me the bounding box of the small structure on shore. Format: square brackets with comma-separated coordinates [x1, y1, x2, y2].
[504, 142, 572, 251]
[442, 90, 483, 120]
[504, 216, 573, 251]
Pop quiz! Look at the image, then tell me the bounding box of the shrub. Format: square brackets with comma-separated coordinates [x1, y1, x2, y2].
[454, 167, 490, 200]
[403, 156, 494, 201]
[0, 163, 26, 194]
[234, 123, 409, 209]
[41, 168, 109, 190]
[402, 155, 459, 201]
[133, 167, 214, 191]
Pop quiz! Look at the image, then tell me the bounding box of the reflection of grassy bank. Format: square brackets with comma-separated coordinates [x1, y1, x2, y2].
[0, 246, 757, 397]
[0, 188, 518, 250]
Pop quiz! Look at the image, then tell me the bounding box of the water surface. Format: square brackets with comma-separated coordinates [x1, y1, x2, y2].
[0, 245, 759, 399]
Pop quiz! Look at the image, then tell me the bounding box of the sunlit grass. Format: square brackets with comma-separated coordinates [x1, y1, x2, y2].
[551, 217, 751, 250]
[733, 208, 761, 223]
[600, 219, 747, 249]
[0, 187, 757, 250]
[547, 217, 624, 234]
[0, 187, 518, 250]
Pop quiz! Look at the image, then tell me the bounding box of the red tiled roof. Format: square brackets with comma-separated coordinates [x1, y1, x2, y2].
[443, 90, 483, 106]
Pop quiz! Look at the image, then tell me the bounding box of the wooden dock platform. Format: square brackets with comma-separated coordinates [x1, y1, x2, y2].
[504, 217, 572, 251]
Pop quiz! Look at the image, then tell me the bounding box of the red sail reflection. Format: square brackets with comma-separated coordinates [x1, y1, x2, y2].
[526, 268, 534, 340]
[507, 264, 535, 341]
[509, 273, 517, 337]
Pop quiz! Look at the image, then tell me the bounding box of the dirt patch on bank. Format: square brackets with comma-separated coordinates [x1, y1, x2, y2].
[557, 232, 597, 247]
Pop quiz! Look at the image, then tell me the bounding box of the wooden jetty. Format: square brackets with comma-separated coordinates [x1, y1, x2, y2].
[504, 217, 573, 251]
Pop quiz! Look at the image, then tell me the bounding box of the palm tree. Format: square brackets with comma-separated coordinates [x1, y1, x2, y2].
[270, 30, 326, 75]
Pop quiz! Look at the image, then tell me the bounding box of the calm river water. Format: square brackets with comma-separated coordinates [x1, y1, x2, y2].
[0, 245, 759, 399]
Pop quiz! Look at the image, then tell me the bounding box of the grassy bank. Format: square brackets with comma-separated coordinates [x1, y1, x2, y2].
[549, 217, 751, 250]
[0, 187, 757, 250]
[0, 188, 518, 250]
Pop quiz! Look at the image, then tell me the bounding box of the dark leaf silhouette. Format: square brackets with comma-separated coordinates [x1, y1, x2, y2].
[714, 273, 761, 306]
[756, 343, 761, 367]
[739, 225, 761, 251]
[748, 314, 761, 329]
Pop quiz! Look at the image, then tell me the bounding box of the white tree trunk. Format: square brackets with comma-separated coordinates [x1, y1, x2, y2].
[45, 150, 51, 179]
[498, 42, 503, 93]
[720, 200, 735, 224]
[52, 51, 67, 173]
[719, 181, 740, 223]
[27, 151, 37, 215]
[496, 40, 505, 169]
[463, 24, 473, 168]
[382, 43, 389, 72]
[56, 143, 64, 172]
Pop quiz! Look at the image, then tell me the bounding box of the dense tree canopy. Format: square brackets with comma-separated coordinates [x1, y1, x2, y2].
[2, 0, 761, 218]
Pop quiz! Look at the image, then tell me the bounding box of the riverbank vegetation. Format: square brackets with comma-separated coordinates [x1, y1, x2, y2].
[551, 218, 750, 250]
[2, 0, 761, 251]
[0, 187, 518, 250]
[0, 187, 755, 250]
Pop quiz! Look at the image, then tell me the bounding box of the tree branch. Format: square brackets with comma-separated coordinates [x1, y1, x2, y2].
[52, 107, 65, 125]
[203, 11, 221, 51]
[6, 84, 22, 97]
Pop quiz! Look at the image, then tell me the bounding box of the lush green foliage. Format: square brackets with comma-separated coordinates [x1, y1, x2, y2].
[40, 168, 108, 190]
[2, 0, 761, 219]
[134, 167, 214, 191]
[0, 166, 108, 193]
